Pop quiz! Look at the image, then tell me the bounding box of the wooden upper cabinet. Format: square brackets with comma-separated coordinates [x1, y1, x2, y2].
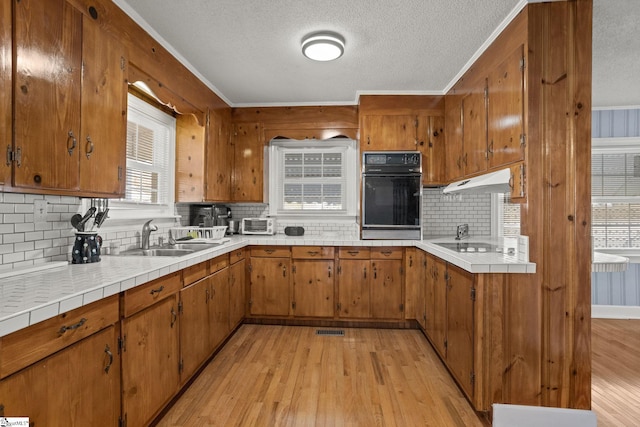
[462, 82, 488, 176]
[13, 0, 82, 191]
[79, 16, 128, 196]
[360, 115, 416, 151]
[175, 113, 206, 202]
[417, 114, 445, 185]
[206, 109, 233, 202]
[487, 44, 525, 169]
[444, 94, 464, 182]
[232, 122, 263, 202]
[0, 0, 11, 188]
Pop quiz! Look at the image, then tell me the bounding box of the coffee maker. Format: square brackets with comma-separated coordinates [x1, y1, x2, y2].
[189, 204, 215, 227]
[213, 205, 231, 228]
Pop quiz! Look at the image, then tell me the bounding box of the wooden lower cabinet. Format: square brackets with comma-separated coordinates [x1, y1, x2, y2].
[180, 276, 212, 382]
[370, 258, 403, 319]
[0, 325, 120, 426]
[445, 264, 475, 400]
[292, 246, 335, 318]
[249, 247, 291, 316]
[426, 254, 448, 357]
[405, 247, 427, 328]
[337, 258, 371, 318]
[121, 294, 180, 427]
[292, 259, 335, 317]
[229, 253, 246, 329]
[210, 267, 230, 348]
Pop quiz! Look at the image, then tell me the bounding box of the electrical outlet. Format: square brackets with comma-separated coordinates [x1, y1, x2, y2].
[34, 200, 48, 223]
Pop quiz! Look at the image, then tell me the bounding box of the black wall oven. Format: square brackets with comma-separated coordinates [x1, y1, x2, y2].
[361, 151, 422, 240]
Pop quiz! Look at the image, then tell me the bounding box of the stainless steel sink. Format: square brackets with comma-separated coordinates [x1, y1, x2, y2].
[116, 248, 195, 257]
[114, 241, 227, 257]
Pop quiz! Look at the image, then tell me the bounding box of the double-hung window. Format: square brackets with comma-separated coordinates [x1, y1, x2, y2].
[268, 138, 357, 218]
[592, 138, 640, 248]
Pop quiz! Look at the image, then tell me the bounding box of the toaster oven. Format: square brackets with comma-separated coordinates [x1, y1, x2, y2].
[241, 218, 277, 235]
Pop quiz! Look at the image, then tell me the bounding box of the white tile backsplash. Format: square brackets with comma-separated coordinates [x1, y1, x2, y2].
[0, 189, 494, 270]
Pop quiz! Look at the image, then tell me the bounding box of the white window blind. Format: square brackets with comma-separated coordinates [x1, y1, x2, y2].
[592, 143, 640, 248]
[268, 139, 357, 217]
[124, 95, 174, 206]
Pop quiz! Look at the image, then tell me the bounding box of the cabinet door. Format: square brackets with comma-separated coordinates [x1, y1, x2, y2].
[206, 109, 232, 201]
[0, 0, 11, 188]
[444, 94, 464, 182]
[229, 258, 246, 329]
[210, 267, 230, 349]
[122, 295, 180, 427]
[487, 45, 525, 169]
[446, 264, 475, 399]
[176, 113, 206, 202]
[370, 259, 404, 319]
[462, 84, 488, 176]
[14, 0, 82, 191]
[405, 248, 426, 328]
[337, 259, 370, 318]
[430, 256, 448, 358]
[0, 325, 120, 427]
[292, 259, 334, 318]
[179, 277, 211, 382]
[417, 115, 445, 185]
[249, 257, 290, 316]
[361, 115, 416, 151]
[232, 122, 263, 202]
[79, 17, 127, 196]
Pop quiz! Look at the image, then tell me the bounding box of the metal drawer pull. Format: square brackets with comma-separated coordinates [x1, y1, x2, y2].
[347, 250, 359, 256]
[104, 344, 113, 374]
[150, 285, 165, 295]
[67, 130, 77, 155]
[85, 136, 94, 159]
[59, 317, 87, 334]
[380, 250, 393, 256]
[307, 251, 318, 256]
[265, 249, 275, 254]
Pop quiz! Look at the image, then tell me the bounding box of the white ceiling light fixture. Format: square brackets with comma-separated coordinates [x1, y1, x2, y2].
[301, 32, 345, 62]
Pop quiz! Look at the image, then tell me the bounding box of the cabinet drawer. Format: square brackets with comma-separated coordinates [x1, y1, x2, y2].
[371, 247, 403, 259]
[123, 272, 182, 317]
[210, 254, 229, 273]
[0, 295, 119, 378]
[183, 261, 209, 286]
[250, 246, 291, 258]
[291, 246, 335, 259]
[338, 247, 370, 259]
[230, 248, 246, 263]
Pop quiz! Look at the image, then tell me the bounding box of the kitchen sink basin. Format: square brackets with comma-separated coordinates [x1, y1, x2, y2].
[114, 241, 228, 257]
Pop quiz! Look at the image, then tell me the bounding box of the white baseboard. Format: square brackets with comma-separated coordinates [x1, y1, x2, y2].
[592, 304, 640, 319]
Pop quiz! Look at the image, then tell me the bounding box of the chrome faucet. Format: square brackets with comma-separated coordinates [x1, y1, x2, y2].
[141, 219, 158, 250]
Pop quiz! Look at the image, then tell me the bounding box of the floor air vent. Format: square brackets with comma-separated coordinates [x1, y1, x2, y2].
[316, 329, 345, 337]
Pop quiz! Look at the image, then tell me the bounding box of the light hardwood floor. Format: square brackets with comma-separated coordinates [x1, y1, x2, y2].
[156, 325, 487, 427]
[591, 318, 640, 427]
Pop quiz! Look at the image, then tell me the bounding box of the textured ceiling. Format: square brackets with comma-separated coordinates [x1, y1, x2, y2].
[114, 0, 639, 108]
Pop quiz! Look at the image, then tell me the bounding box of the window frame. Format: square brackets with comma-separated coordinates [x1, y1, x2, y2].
[591, 137, 640, 250]
[267, 138, 358, 220]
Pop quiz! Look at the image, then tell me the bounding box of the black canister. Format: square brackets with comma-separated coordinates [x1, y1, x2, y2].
[72, 232, 101, 264]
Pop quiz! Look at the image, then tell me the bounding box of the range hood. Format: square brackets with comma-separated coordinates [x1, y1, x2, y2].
[442, 168, 511, 195]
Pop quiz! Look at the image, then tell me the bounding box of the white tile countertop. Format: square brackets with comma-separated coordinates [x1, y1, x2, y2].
[0, 235, 535, 338]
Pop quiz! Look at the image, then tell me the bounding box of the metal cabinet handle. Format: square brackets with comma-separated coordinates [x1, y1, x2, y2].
[264, 249, 275, 254]
[59, 317, 87, 334]
[67, 130, 77, 155]
[150, 285, 164, 295]
[380, 250, 393, 256]
[170, 307, 177, 328]
[85, 136, 94, 159]
[104, 344, 113, 374]
[307, 251, 318, 256]
[282, 266, 287, 277]
[363, 267, 367, 279]
[347, 250, 359, 256]
[409, 256, 413, 267]
[373, 268, 377, 279]
[328, 266, 332, 278]
[205, 288, 210, 303]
